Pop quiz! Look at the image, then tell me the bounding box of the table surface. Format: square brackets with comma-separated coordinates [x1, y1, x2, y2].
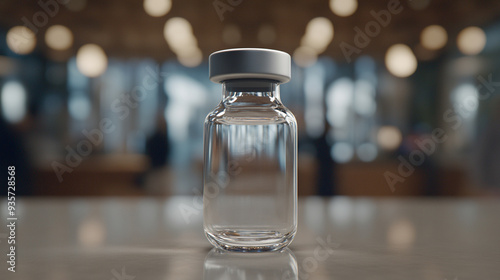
[0, 197, 499, 280]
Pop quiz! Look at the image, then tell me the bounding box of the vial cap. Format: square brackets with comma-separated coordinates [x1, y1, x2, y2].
[209, 48, 291, 84]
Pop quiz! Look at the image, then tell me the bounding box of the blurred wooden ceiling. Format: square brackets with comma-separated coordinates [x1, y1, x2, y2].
[1, 0, 500, 62]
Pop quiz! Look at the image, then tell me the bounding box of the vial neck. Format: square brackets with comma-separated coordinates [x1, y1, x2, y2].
[222, 79, 280, 103]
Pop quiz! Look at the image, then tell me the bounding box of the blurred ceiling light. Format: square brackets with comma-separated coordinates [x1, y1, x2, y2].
[385, 44, 417, 78]
[164, 17, 202, 66]
[45, 25, 73, 51]
[377, 125, 402, 150]
[257, 24, 276, 45]
[293, 46, 318, 68]
[76, 44, 108, 77]
[301, 17, 334, 53]
[143, 0, 172, 17]
[1, 81, 27, 123]
[6, 26, 36, 55]
[177, 48, 203, 68]
[222, 24, 242, 45]
[164, 17, 197, 53]
[329, 0, 358, 17]
[420, 25, 447, 50]
[65, 0, 87, 12]
[457, 26, 486, 55]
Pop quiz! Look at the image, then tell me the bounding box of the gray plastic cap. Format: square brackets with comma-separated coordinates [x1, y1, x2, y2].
[209, 48, 291, 84]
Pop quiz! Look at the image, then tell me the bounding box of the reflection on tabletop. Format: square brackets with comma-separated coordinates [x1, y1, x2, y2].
[203, 248, 298, 280]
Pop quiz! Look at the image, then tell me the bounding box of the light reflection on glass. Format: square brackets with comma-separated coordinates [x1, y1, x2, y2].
[204, 248, 298, 280]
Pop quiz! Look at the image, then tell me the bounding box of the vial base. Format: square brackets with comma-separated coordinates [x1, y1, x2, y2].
[205, 229, 295, 252]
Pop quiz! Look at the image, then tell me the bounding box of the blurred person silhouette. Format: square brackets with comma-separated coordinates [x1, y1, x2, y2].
[313, 124, 337, 196]
[146, 114, 170, 169]
[475, 99, 500, 193]
[0, 115, 34, 196]
[397, 124, 439, 196]
[137, 113, 171, 194]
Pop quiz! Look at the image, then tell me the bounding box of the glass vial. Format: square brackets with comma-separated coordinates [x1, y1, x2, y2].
[203, 48, 297, 252]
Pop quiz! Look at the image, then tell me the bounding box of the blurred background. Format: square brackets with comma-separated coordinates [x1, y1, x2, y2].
[1, 0, 500, 197]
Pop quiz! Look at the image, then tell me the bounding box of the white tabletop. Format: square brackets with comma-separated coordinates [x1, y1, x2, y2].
[0, 197, 499, 279]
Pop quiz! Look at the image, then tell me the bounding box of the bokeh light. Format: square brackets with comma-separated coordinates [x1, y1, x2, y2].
[420, 25, 447, 50]
[331, 142, 354, 163]
[357, 143, 378, 162]
[385, 44, 417, 78]
[408, 0, 430, 11]
[76, 44, 108, 77]
[293, 46, 318, 68]
[301, 17, 334, 54]
[45, 25, 74, 51]
[257, 24, 276, 45]
[377, 126, 402, 150]
[457, 26, 486, 55]
[222, 24, 242, 45]
[65, 0, 87, 12]
[6, 26, 36, 55]
[164, 17, 197, 53]
[177, 48, 203, 68]
[329, 0, 358, 17]
[143, 0, 172, 17]
[1, 81, 27, 123]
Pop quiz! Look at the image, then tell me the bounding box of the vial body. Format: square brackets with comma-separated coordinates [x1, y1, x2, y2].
[203, 80, 297, 252]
